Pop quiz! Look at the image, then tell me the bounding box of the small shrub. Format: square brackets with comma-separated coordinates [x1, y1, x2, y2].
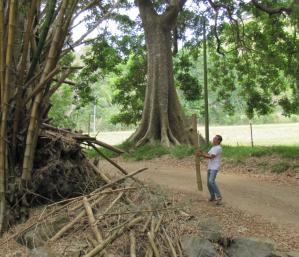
[271, 162, 291, 174]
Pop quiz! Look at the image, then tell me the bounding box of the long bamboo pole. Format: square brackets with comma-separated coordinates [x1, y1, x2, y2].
[12, 0, 38, 160]
[26, 0, 57, 81]
[83, 217, 143, 257]
[83, 197, 104, 243]
[22, 0, 69, 182]
[0, 0, 17, 234]
[0, 0, 4, 107]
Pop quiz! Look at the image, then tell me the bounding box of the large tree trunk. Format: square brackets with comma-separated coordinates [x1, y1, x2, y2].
[131, 0, 192, 147]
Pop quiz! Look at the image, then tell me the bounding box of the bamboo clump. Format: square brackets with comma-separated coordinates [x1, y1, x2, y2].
[0, 0, 122, 234]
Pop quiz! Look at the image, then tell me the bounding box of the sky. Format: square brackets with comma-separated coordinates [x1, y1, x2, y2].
[72, 6, 139, 52]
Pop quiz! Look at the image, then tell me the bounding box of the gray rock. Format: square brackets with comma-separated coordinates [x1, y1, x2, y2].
[272, 252, 288, 257]
[28, 247, 55, 257]
[16, 215, 69, 249]
[225, 237, 276, 257]
[287, 251, 299, 257]
[181, 235, 218, 257]
[198, 218, 223, 243]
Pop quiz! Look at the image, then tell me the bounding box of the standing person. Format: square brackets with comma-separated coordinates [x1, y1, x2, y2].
[197, 135, 223, 205]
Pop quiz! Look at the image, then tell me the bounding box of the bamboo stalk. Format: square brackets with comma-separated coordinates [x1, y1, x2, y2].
[93, 168, 148, 194]
[25, 66, 60, 103]
[129, 230, 137, 257]
[145, 215, 164, 257]
[147, 232, 161, 257]
[95, 207, 178, 218]
[163, 228, 177, 257]
[0, 0, 5, 106]
[26, 0, 57, 81]
[22, 0, 69, 182]
[141, 215, 152, 233]
[94, 191, 125, 225]
[0, 0, 17, 234]
[0, 0, 4, 235]
[69, 193, 107, 212]
[12, 0, 38, 158]
[49, 192, 105, 242]
[83, 197, 104, 244]
[89, 143, 128, 175]
[87, 233, 98, 248]
[47, 187, 136, 210]
[176, 239, 183, 257]
[83, 216, 143, 257]
[86, 159, 111, 184]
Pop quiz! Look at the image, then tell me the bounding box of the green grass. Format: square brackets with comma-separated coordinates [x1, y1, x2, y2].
[169, 145, 196, 159]
[85, 140, 299, 167]
[223, 145, 299, 161]
[123, 143, 170, 160]
[271, 162, 291, 174]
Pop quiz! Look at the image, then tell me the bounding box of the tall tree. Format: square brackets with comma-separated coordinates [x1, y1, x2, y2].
[129, 0, 194, 147]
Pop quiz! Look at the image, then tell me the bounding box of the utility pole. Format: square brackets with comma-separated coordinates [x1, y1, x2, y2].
[93, 104, 96, 134]
[203, 18, 209, 144]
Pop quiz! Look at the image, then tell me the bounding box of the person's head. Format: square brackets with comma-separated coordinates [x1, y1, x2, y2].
[212, 135, 222, 145]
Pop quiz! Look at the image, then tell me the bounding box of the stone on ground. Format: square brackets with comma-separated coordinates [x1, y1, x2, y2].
[181, 235, 218, 257]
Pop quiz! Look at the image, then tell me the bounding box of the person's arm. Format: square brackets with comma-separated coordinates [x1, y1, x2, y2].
[196, 150, 216, 159]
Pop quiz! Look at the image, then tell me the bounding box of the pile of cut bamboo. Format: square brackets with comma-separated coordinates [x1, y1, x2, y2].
[2, 153, 188, 256]
[1, 124, 190, 256]
[49, 178, 185, 256]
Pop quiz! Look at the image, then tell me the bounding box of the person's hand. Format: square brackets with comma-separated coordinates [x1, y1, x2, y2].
[196, 150, 202, 157]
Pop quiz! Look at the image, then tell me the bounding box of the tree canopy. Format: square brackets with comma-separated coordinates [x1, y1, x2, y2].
[70, 0, 298, 130]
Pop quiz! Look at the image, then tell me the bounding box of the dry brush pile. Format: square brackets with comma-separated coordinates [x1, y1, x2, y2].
[0, 132, 192, 256]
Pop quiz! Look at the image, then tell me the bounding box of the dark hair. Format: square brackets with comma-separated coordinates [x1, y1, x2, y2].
[216, 135, 222, 143]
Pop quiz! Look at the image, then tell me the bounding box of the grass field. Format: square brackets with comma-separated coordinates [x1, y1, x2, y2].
[96, 123, 299, 146]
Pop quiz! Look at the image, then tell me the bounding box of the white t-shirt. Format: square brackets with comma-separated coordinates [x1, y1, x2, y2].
[208, 145, 222, 170]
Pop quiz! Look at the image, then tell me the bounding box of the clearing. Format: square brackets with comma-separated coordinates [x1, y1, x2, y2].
[106, 155, 299, 251]
[96, 122, 299, 146]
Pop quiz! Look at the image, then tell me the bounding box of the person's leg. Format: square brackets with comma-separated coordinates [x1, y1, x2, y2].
[207, 170, 215, 200]
[207, 170, 222, 200]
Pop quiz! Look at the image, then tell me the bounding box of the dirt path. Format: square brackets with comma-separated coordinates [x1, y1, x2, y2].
[109, 158, 299, 231]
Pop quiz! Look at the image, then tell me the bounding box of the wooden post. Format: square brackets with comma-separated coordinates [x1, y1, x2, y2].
[250, 122, 254, 148]
[192, 114, 203, 191]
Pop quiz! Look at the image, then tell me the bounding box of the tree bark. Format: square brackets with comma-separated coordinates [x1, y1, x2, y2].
[131, 0, 192, 147]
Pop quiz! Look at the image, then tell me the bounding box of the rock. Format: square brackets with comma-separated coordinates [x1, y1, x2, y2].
[271, 252, 299, 257]
[198, 218, 223, 243]
[271, 252, 288, 257]
[287, 251, 299, 257]
[28, 246, 55, 257]
[181, 235, 218, 257]
[16, 215, 69, 249]
[225, 237, 276, 257]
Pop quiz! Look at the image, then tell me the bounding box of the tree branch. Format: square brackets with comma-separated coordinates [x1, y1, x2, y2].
[250, 0, 292, 15]
[136, 0, 156, 21]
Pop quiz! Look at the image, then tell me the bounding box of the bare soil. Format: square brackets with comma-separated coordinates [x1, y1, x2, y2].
[108, 155, 299, 251]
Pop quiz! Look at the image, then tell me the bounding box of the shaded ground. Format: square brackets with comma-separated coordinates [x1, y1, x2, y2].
[108, 156, 299, 250]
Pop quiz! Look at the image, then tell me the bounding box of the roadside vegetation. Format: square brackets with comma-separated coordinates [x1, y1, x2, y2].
[85, 143, 299, 174]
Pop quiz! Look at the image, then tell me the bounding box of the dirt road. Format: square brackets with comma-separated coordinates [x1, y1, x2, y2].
[110, 158, 299, 231]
